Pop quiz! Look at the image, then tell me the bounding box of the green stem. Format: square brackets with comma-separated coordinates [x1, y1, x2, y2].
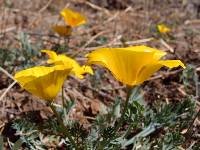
[49, 102, 78, 149]
[97, 87, 132, 149]
[114, 86, 132, 131]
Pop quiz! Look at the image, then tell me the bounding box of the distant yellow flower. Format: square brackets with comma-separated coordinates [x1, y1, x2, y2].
[41, 50, 93, 79]
[86, 45, 185, 86]
[14, 65, 72, 101]
[157, 24, 171, 33]
[52, 25, 72, 37]
[60, 8, 86, 27]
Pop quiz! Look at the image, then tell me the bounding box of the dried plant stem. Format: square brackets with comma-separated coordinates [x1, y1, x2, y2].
[0, 67, 15, 81]
[0, 81, 17, 101]
[71, 30, 108, 58]
[49, 102, 78, 149]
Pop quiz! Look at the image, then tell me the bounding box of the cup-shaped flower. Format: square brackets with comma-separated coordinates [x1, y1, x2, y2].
[157, 24, 171, 33]
[41, 50, 93, 79]
[86, 45, 185, 86]
[14, 65, 72, 101]
[60, 8, 86, 27]
[52, 25, 72, 37]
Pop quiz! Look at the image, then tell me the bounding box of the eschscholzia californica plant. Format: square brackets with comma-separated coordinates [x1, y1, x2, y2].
[60, 8, 86, 27]
[15, 64, 79, 148]
[52, 8, 86, 37]
[86, 45, 185, 86]
[52, 25, 72, 37]
[86, 45, 185, 133]
[157, 24, 171, 33]
[41, 50, 93, 79]
[14, 65, 72, 101]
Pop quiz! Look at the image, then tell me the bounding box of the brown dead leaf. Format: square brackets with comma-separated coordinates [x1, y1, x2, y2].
[90, 99, 100, 115]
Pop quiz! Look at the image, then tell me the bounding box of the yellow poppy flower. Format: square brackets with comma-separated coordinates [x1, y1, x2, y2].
[14, 65, 72, 101]
[157, 24, 171, 33]
[41, 50, 93, 79]
[52, 25, 72, 37]
[86, 45, 185, 86]
[60, 8, 86, 27]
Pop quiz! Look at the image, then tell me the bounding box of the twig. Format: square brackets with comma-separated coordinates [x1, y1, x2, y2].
[83, 30, 109, 48]
[105, 12, 120, 23]
[147, 69, 182, 81]
[0, 7, 7, 45]
[124, 6, 133, 12]
[0, 67, 17, 102]
[0, 81, 17, 101]
[184, 19, 200, 25]
[101, 86, 125, 91]
[0, 67, 15, 81]
[25, 32, 60, 38]
[65, 87, 91, 102]
[0, 26, 16, 35]
[3, 7, 40, 15]
[71, 30, 109, 57]
[70, 76, 115, 101]
[0, 123, 5, 134]
[38, 0, 53, 13]
[196, 67, 200, 72]
[84, 1, 110, 15]
[29, 0, 53, 27]
[116, 38, 154, 45]
[185, 109, 200, 138]
[84, 37, 154, 51]
[68, 77, 115, 101]
[159, 38, 174, 53]
[84, 85, 115, 101]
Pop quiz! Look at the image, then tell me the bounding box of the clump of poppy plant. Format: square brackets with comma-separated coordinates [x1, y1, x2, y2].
[157, 24, 171, 34]
[12, 7, 188, 150]
[52, 8, 87, 37]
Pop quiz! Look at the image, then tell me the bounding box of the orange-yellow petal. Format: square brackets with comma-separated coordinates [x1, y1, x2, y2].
[81, 65, 94, 75]
[86, 46, 185, 86]
[136, 63, 162, 84]
[136, 60, 185, 84]
[158, 60, 186, 69]
[14, 66, 57, 86]
[157, 24, 171, 33]
[119, 45, 167, 60]
[87, 47, 159, 86]
[14, 65, 72, 101]
[41, 50, 58, 62]
[60, 8, 86, 27]
[52, 25, 72, 37]
[41, 50, 93, 79]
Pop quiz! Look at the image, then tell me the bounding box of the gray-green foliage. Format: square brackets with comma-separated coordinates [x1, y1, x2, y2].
[181, 65, 197, 88]
[0, 32, 40, 71]
[7, 87, 197, 149]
